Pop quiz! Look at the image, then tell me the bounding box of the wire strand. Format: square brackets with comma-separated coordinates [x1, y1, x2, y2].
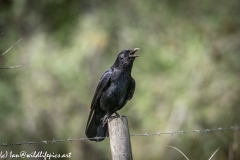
[1, 126, 239, 147]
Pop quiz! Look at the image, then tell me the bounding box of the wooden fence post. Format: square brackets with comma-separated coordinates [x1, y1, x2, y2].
[108, 116, 133, 160]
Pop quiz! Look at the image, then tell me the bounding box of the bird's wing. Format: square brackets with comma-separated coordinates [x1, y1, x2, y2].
[118, 78, 135, 110]
[90, 68, 112, 110]
[85, 68, 112, 140]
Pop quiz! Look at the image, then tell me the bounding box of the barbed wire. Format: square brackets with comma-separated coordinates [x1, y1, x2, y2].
[1, 126, 239, 147]
[131, 126, 239, 136]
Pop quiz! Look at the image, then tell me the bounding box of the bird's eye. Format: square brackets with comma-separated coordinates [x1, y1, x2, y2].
[119, 53, 125, 59]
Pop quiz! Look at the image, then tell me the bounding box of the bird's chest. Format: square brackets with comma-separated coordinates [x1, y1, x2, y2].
[110, 73, 130, 97]
[102, 72, 131, 107]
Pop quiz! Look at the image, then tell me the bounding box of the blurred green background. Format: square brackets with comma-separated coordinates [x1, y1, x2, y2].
[0, 0, 239, 159]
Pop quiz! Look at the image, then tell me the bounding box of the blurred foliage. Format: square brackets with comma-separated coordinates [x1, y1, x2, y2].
[0, 0, 240, 159]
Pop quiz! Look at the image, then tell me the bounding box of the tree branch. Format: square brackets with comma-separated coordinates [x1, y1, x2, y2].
[0, 38, 22, 69]
[0, 65, 22, 69]
[0, 38, 22, 58]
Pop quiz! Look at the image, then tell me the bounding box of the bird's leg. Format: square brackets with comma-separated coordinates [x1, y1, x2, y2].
[101, 112, 111, 127]
[101, 116, 108, 127]
[115, 111, 120, 117]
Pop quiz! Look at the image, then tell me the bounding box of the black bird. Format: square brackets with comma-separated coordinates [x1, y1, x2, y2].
[85, 48, 139, 142]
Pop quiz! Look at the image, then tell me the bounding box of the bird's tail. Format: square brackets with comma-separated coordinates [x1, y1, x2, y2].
[85, 109, 107, 142]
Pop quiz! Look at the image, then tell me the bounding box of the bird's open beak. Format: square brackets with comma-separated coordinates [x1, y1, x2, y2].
[129, 48, 140, 58]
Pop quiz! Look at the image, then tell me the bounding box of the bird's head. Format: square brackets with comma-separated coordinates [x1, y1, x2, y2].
[119, 48, 140, 59]
[113, 48, 140, 69]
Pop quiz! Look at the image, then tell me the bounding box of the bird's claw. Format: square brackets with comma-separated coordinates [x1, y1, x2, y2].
[101, 116, 108, 127]
[115, 112, 120, 117]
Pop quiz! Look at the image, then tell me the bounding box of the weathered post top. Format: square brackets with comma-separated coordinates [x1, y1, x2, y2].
[108, 116, 133, 160]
